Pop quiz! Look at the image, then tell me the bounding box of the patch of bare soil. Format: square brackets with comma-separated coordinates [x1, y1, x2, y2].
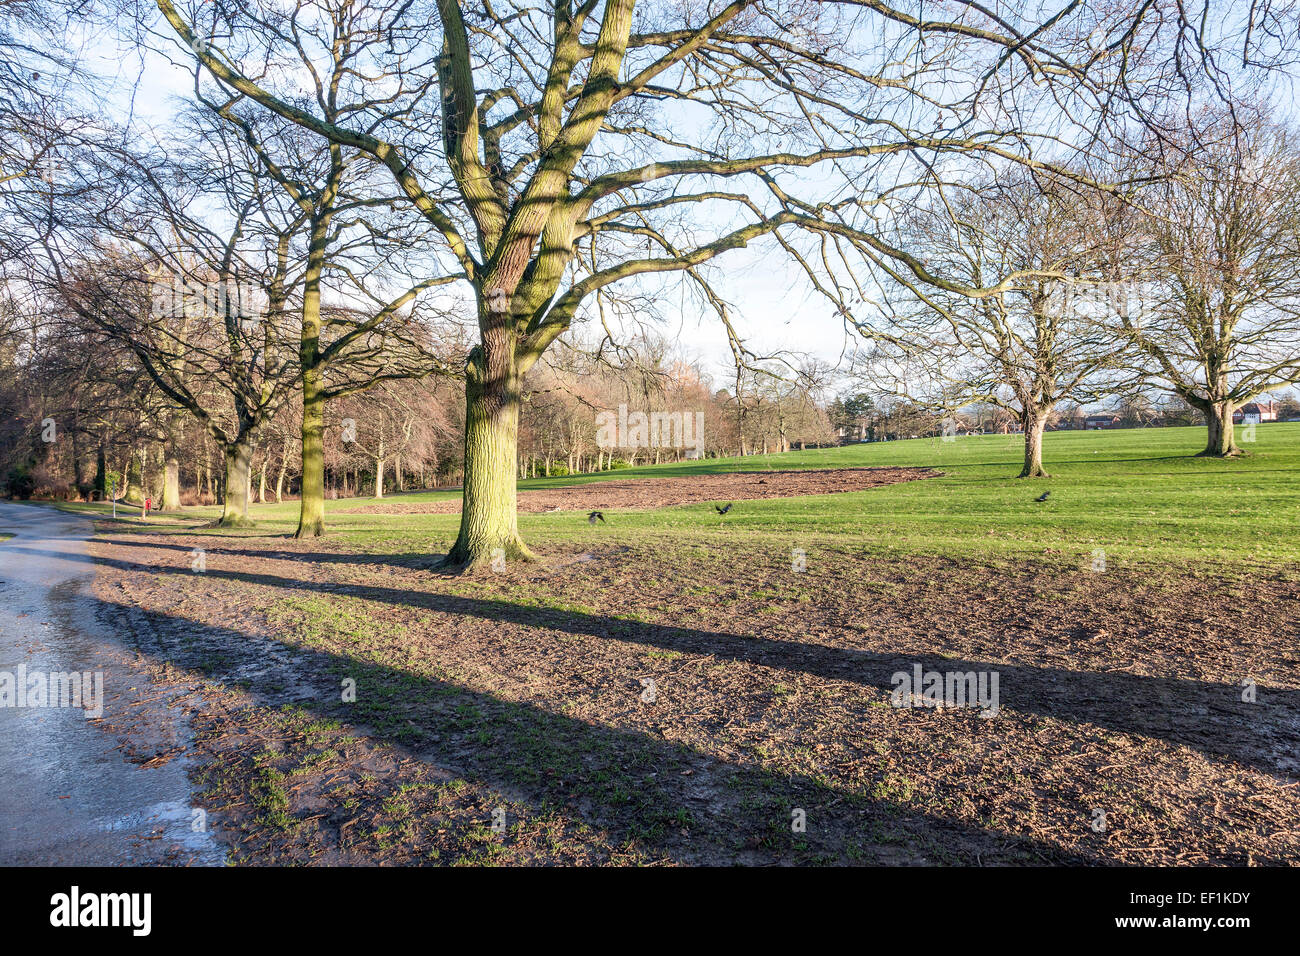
[88, 531, 1300, 866]
[336, 466, 938, 514]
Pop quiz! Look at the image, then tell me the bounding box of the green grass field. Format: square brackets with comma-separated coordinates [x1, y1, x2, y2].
[64, 422, 1300, 570]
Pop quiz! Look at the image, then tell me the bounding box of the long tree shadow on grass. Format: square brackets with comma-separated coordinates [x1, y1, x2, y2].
[67, 540, 1300, 781]
[92, 593, 1108, 865]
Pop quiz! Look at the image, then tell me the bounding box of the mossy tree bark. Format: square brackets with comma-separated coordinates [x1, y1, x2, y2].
[446, 335, 532, 567]
[294, 203, 331, 537]
[124, 447, 143, 504]
[158, 412, 182, 510]
[296, 372, 327, 539]
[160, 458, 181, 510]
[218, 440, 254, 527]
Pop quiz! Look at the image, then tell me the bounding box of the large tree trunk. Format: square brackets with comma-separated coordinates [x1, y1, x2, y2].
[151, 444, 166, 502]
[295, 367, 327, 537]
[1019, 409, 1050, 478]
[295, 211, 329, 537]
[218, 440, 254, 527]
[374, 454, 385, 499]
[160, 457, 181, 511]
[124, 448, 144, 504]
[93, 444, 106, 501]
[1201, 399, 1239, 457]
[446, 345, 531, 566]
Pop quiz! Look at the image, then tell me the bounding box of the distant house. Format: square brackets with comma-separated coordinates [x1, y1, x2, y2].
[1084, 414, 1121, 430]
[1236, 401, 1278, 425]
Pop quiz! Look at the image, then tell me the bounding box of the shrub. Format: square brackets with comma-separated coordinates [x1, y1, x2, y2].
[30, 465, 72, 499]
[4, 464, 36, 498]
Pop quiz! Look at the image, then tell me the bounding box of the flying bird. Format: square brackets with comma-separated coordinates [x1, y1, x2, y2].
[588, 511, 605, 525]
[715, 503, 733, 515]
[1035, 491, 1051, 502]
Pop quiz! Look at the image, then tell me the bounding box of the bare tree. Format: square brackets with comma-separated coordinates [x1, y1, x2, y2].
[1119, 111, 1300, 456]
[856, 170, 1134, 477]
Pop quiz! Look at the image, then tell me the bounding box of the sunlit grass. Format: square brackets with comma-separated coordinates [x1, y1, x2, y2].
[58, 422, 1300, 570]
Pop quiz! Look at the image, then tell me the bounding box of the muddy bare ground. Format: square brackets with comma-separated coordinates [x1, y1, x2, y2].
[336, 466, 938, 514]
[83, 513, 1300, 867]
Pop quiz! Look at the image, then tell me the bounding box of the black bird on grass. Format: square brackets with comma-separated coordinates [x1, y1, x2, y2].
[715, 503, 733, 515]
[588, 511, 605, 525]
[1035, 491, 1051, 502]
